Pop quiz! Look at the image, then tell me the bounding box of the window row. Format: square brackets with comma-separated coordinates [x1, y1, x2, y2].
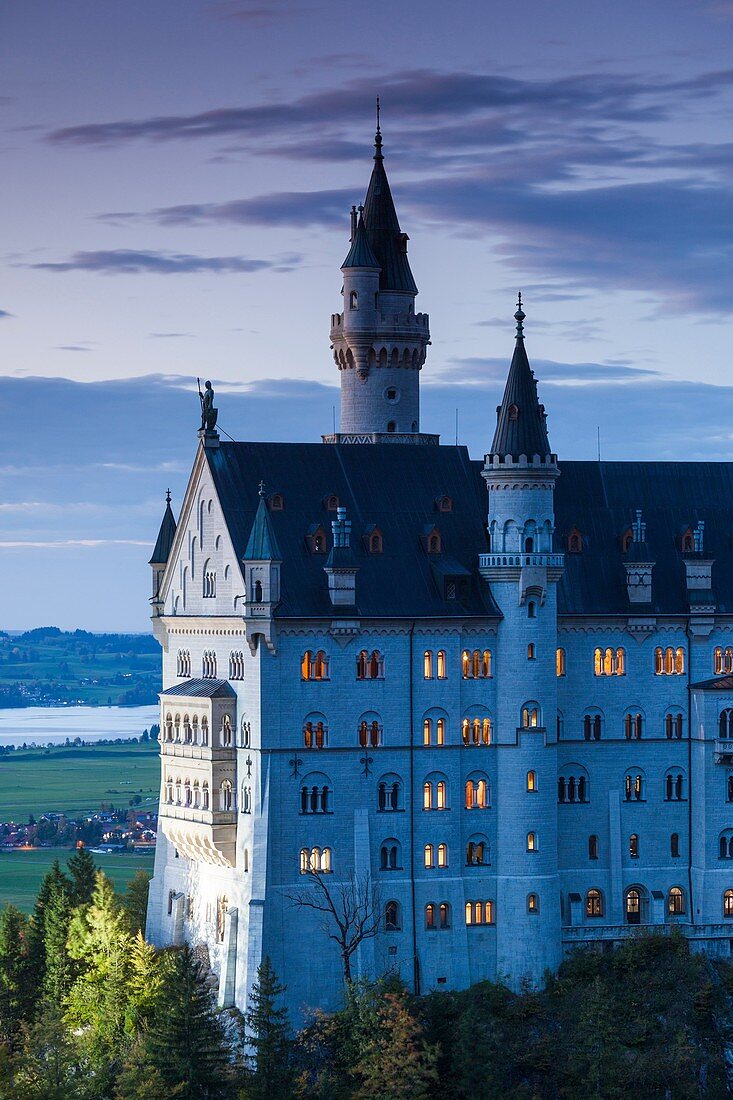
[587, 833, 683, 861]
[581, 886, 688, 920]
[581, 711, 685, 741]
[176, 648, 245, 680]
[163, 776, 250, 813]
[654, 647, 685, 675]
[385, 900, 496, 931]
[715, 647, 733, 675]
[298, 707, 543, 748]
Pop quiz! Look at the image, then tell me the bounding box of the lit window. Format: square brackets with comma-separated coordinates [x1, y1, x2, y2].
[437, 718, 445, 746]
[629, 833, 639, 859]
[425, 903, 436, 929]
[527, 643, 535, 660]
[437, 843, 448, 868]
[436, 781, 447, 810]
[526, 770, 537, 792]
[594, 646, 625, 676]
[586, 889, 603, 917]
[424, 844, 434, 869]
[521, 705, 539, 729]
[668, 887, 685, 915]
[724, 890, 733, 918]
[437, 650, 446, 679]
[556, 647, 566, 676]
[527, 831, 537, 852]
[423, 650, 433, 679]
[527, 893, 539, 913]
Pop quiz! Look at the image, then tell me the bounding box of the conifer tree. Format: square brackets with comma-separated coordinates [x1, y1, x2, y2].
[355, 991, 439, 1100]
[133, 944, 232, 1099]
[123, 930, 165, 1035]
[27, 860, 72, 1005]
[243, 956, 294, 1099]
[41, 880, 74, 1007]
[0, 906, 34, 1046]
[67, 846, 97, 907]
[121, 869, 150, 935]
[5, 1001, 88, 1100]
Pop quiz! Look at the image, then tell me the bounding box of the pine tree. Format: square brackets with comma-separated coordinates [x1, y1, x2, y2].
[138, 944, 232, 1099]
[67, 846, 97, 907]
[124, 930, 165, 1035]
[243, 957, 294, 1099]
[0, 906, 34, 1046]
[355, 991, 439, 1100]
[121, 869, 151, 935]
[6, 1001, 89, 1100]
[42, 880, 74, 1007]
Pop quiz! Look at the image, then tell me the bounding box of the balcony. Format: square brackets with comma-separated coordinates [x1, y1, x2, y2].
[715, 739, 733, 763]
[160, 805, 237, 867]
[479, 552, 565, 569]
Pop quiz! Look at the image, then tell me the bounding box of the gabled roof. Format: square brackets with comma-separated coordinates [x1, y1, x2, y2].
[244, 494, 282, 561]
[149, 492, 177, 565]
[342, 212, 380, 270]
[490, 301, 552, 460]
[362, 130, 418, 295]
[160, 678, 236, 699]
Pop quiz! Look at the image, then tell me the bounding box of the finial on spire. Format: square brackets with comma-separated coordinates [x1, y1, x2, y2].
[514, 291, 525, 339]
[165, 488, 171, 505]
[374, 96, 383, 159]
[258, 480, 265, 497]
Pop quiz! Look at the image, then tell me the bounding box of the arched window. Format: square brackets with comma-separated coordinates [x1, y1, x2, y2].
[465, 900, 494, 926]
[423, 650, 433, 679]
[221, 715, 232, 747]
[201, 716, 209, 746]
[220, 780, 233, 812]
[303, 713, 327, 749]
[465, 774, 490, 809]
[369, 531, 383, 554]
[527, 831, 537, 852]
[358, 714, 382, 748]
[193, 779, 200, 808]
[588, 834, 599, 860]
[558, 767, 589, 804]
[466, 836, 489, 866]
[671, 833, 680, 858]
[176, 649, 191, 677]
[183, 714, 192, 743]
[184, 778, 191, 806]
[719, 831, 733, 859]
[164, 713, 173, 741]
[624, 712, 644, 740]
[556, 647, 566, 676]
[594, 647, 625, 676]
[664, 769, 686, 801]
[423, 718, 432, 746]
[586, 889, 603, 917]
[436, 717, 445, 745]
[521, 704, 539, 729]
[425, 903, 436, 929]
[216, 895, 228, 942]
[439, 902, 450, 929]
[202, 781, 209, 809]
[527, 770, 537, 792]
[624, 769, 645, 801]
[629, 834, 639, 859]
[377, 774, 402, 812]
[175, 778, 182, 804]
[301, 650, 329, 681]
[357, 650, 383, 680]
[384, 900, 401, 931]
[203, 568, 216, 598]
[241, 784, 251, 814]
[720, 710, 733, 739]
[668, 887, 685, 916]
[724, 890, 733, 919]
[349, 290, 358, 310]
[714, 646, 733, 675]
[165, 777, 173, 803]
[202, 651, 217, 678]
[462, 649, 492, 678]
[299, 772, 331, 815]
[380, 840, 401, 871]
[527, 893, 539, 913]
[625, 887, 645, 925]
[527, 643, 535, 660]
[424, 843, 434, 868]
[527, 601, 536, 619]
[436, 650, 446, 679]
[229, 651, 245, 680]
[437, 843, 448, 868]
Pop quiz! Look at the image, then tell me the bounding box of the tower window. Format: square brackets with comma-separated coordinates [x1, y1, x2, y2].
[349, 290, 358, 309]
[387, 420, 396, 433]
[527, 893, 539, 913]
[527, 643, 535, 660]
[386, 388, 398, 402]
[508, 404, 519, 421]
[556, 647, 566, 676]
[588, 834, 598, 860]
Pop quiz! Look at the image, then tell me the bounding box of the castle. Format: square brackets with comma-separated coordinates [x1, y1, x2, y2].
[145, 122, 733, 1020]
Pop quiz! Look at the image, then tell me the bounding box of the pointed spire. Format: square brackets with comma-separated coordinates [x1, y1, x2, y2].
[361, 111, 418, 295]
[244, 489, 282, 561]
[342, 210, 380, 269]
[149, 490, 177, 565]
[489, 296, 552, 461]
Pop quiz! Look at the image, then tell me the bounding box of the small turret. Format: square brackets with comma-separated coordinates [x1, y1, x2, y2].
[149, 490, 176, 616]
[324, 507, 359, 606]
[242, 483, 281, 654]
[489, 294, 553, 463]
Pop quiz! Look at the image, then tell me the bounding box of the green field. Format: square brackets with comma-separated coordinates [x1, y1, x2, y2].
[0, 848, 156, 912]
[0, 742, 160, 819]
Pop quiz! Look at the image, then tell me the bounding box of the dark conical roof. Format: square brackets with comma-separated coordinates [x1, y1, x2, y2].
[244, 492, 282, 561]
[149, 492, 177, 565]
[362, 130, 418, 295]
[342, 211, 380, 269]
[489, 298, 552, 460]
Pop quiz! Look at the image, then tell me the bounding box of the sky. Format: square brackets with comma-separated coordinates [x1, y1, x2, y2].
[2, 0, 733, 631]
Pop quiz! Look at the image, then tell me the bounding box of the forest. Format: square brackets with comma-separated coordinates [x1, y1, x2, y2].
[0, 851, 731, 1098]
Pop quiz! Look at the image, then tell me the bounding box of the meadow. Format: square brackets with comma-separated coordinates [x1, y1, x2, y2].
[0, 741, 160, 819]
[0, 848, 156, 912]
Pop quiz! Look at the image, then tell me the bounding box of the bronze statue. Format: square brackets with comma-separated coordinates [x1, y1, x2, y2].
[198, 378, 218, 431]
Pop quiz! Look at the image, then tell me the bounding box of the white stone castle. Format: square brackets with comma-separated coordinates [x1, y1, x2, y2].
[146, 122, 733, 1020]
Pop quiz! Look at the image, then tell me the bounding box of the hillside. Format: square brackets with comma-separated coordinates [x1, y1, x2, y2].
[0, 627, 160, 707]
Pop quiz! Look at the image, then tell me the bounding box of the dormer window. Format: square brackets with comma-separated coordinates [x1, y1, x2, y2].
[369, 530, 383, 554]
[307, 525, 328, 554]
[429, 534, 440, 554]
[436, 495, 452, 513]
[567, 527, 582, 553]
[680, 527, 694, 552]
[269, 493, 284, 512]
[508, 404, 519, 421]
[621, 528, 633, 553]
[349, 290, 358, 310]
[325, 494, 339, 512]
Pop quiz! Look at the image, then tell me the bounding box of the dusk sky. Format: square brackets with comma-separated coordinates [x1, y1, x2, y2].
[2, 0, 733, 631]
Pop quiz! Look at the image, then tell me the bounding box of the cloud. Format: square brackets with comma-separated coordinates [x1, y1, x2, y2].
[149, 332, 194, 339]
[126, 191, 352, 230]
[0, 539, 150, 549]
[23, 249, 293, 275]
[438, 357, 659, 385]
[0, 309, 13, 319]
[55, 344, 92, 352]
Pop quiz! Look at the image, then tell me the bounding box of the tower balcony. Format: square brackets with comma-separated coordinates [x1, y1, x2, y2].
[714, 739, 733, 763]
[160, 809, 237, 868]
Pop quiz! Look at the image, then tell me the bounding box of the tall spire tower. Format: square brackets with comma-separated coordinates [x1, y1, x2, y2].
[326, 110, 435, 443]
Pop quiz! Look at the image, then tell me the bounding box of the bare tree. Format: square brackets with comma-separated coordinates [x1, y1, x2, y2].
[285, 870, 381, 984]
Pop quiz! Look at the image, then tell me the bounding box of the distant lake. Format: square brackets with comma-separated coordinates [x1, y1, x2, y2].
[0, 705, 159, 748]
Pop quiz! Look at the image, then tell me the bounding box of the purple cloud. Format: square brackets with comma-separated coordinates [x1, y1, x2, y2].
[23, 249, 298, 275]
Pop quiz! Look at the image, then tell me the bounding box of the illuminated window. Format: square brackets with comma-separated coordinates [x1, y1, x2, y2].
[655, 646, 685, 675]
[461, 716, 492, 746]
[715, 646, 733, 675]
[301, 650, 329, 681]
[423, 650, 433, 679]
[465, 900, 494, 925]
[527, 643, 535, 660]
[425, 903, 436, 929]
[303, 717, 326, 749]
[594, 646, 625, 676]
[556, 647, 566, 676]
[436, 718, 445, 746]
[437, 843, 448, 868]
[358, 717, 382, 748]
[526, 770, 537, 792]
[424, 844, 434, 869]
[586, 889, 603, 917]
[724, 890, 733, 918]
[668, 887, 685, 915]
[462, 649, 492, 679]
[423, 718, 432, 746]
[527, 893, 539, 913]
[527, 831, 537, 852]
[521, 705, 539, 729]
[465, 776, 489, 809]
[436, 650, 446, 679]
[629, 833, 639, 859]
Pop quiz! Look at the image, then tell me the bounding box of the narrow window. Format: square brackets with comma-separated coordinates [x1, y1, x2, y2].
[671, 833, 680, 858]
[527, 893, 539, 913]
[437, 842, 448, 868]
[349, 290, 358, 309]
[437, 650, 446, 679]
[588, 834, 598, 860]
[424, 844, 434, 869]
[527, 770, 537, 792]
[724, 890, 733, 918]
[527, 831, 537, 852]
[436, 718, 445, 746]
[668, 887, 685, 916]
[423, 650, 433, 679]
[527, 643, 535, 660]
[629, 833, 639, 859]
[556, 647, 566, 676]
[423, 718, 432, 747]
[586, 889, 603, 917]
[385, 901, 400, 931]
[425, 903, 436, 929]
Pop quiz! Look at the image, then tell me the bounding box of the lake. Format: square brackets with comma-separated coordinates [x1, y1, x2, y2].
[0, 705, 159, 748]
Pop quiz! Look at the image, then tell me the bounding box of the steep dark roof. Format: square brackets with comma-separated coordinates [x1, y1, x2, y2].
[160, 678, 236, 698]
[490, 306, 552, 460]
[554, 461, 733, 615]
[691, 675, 733, 691]
[149, 494, 177, 565]
[362, 132, 418, 295]
[206, 442, 496, 619]
[244, 495, 282, 561]
[202, 443, 733, 620]
[342, 213, 380, 269]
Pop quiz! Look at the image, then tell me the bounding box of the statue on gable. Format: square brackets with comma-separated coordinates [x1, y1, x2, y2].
[198, 378, 218, 431]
